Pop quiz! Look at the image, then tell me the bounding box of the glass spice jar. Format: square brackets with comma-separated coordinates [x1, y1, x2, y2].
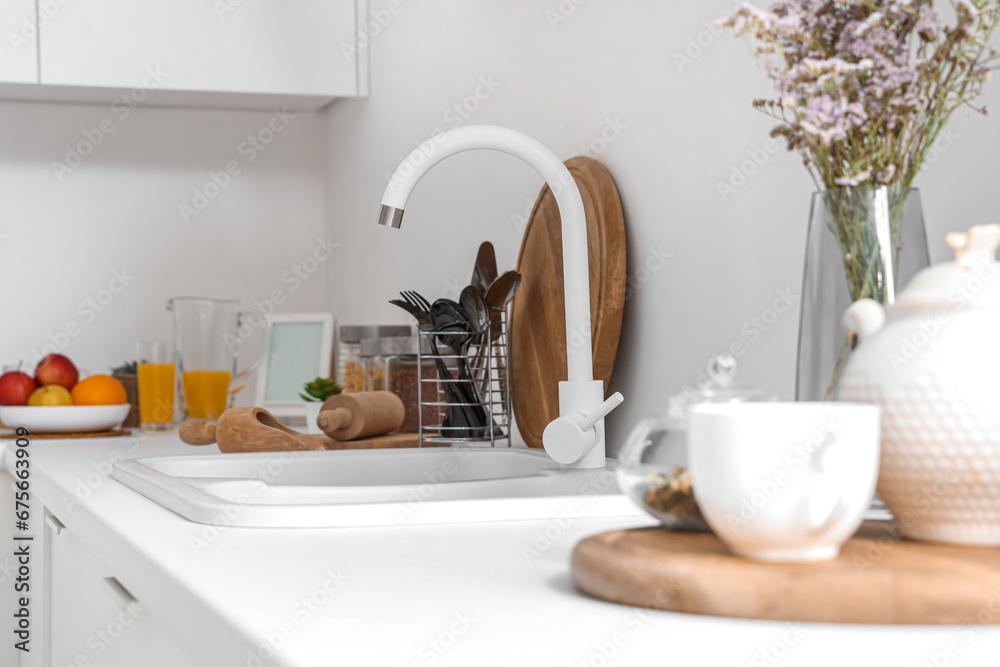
[616, 355, 778, 531]
[361, 338, 394, 391]
[366, 336, 439, 434]
[337, 325, 411, 393]
[362, 336, 409, 392]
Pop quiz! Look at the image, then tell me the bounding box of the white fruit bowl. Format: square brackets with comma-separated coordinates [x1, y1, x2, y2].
[0, 405, 131, 434]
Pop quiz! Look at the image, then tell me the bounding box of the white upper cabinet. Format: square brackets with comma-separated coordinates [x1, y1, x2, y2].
[2, 0, 367, 109]
[0, 0, 39, 83]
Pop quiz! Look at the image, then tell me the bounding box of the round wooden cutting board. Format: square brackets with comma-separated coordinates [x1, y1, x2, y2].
[0, 430, 131, 439]
[572, 522, 1000, 625]
[509, 156, 626, 449]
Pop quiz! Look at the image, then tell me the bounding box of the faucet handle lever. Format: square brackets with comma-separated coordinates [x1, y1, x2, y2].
[579, 392, 624, 431]
[543, 389, 624, 466]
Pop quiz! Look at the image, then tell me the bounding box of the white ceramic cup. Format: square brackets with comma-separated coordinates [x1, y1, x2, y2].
[687, 402, 880, 562]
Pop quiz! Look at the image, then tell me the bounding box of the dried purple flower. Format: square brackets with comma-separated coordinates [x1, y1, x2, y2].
[719, 0, 1000, 189]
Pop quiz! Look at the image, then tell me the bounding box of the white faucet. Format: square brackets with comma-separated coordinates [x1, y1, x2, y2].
[378, 125, 623, 468]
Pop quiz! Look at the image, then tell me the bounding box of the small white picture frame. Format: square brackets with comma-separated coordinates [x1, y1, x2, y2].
[255, 313, 335, 418]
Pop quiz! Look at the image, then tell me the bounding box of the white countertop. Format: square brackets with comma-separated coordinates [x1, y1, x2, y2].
[18, 433, 1000, 667]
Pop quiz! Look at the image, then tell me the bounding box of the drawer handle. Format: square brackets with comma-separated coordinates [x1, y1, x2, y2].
[44, 514, 66, 535]
[101, 577, 139, 610]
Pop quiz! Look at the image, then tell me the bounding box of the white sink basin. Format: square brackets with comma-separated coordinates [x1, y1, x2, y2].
[112, 447, 642, 528]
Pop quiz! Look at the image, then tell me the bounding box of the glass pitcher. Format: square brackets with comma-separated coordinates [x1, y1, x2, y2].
[167, 297, 267, 420]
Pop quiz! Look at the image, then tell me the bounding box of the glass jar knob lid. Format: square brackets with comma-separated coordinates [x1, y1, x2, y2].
[668, 354, 777, 420]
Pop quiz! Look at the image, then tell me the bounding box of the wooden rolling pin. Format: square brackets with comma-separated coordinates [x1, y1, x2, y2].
[317, 391, 404, 441]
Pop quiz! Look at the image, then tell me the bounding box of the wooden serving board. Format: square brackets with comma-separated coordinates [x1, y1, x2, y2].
[509, 156, 626, 448]
[0, 430, 131, 439]
[572, 522, 1000, 625]
[319, 432, 437, 449]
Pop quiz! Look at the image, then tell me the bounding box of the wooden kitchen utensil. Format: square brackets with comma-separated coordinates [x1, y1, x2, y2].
[323, 432, 424, 449]
[183, 408, 327, 452]
[178, 419, 218, 445]
[316, 391, 405, 441]
[572, 522, 1000, 625]
[180, 405, 428, 451]
[0, 430, 130, 439]
[509, 156, 626, 448]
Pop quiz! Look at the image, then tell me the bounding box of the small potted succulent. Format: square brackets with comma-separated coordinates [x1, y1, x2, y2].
[300, 377, 341, 434]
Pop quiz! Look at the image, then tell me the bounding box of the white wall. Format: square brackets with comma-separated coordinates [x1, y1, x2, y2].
[320, 0, 1000, 452]
[0, 101, 329, 378]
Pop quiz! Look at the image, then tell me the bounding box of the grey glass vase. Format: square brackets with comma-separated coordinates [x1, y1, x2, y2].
[795, 187, 930, 401]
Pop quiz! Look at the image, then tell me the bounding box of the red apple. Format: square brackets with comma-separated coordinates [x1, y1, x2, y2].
[34, 354, 79, 390]
[0, 371, 37, 406]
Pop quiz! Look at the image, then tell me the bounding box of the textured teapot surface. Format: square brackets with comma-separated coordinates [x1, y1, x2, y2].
[839, 224, 1000, 546]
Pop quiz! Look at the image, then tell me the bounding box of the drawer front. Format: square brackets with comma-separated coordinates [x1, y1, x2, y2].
[49, 515, 202, 667]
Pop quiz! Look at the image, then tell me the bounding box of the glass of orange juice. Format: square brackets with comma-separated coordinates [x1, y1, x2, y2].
[167, 297, 268, 422]
[180, 369, 232, 419]
[137, 341, 175, 431]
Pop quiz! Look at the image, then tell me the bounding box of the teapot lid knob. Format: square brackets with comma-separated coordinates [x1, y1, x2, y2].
[946, 224, 1000, 266]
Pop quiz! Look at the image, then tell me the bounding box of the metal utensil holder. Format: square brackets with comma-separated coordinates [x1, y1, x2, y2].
[416, 309, 512, 447]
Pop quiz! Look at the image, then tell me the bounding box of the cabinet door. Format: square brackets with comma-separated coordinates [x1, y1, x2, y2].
[40, 0, 359, 97]
[0, 0, 39, 83]
[49, 516, 202, 667]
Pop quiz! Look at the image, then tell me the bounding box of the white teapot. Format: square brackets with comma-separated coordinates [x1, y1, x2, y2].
[839, 224, 1000, 545]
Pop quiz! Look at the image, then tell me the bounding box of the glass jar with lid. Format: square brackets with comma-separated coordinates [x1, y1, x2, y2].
[616, 355, 778, 531]
[337, 325, 411, 393]
[360, 336, 437, 433]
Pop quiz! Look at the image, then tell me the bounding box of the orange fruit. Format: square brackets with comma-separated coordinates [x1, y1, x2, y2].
[71, 375, 128, 406]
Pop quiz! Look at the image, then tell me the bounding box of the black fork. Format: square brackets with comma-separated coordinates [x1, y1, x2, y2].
[390, 293, 483, 439]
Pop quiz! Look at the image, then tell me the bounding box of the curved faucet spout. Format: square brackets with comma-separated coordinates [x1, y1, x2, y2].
[377, 125, 594, 383]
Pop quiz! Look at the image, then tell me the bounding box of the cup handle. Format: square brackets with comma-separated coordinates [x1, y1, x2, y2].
[805, 438, 850, 535]
[231, 311, 272, 392]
